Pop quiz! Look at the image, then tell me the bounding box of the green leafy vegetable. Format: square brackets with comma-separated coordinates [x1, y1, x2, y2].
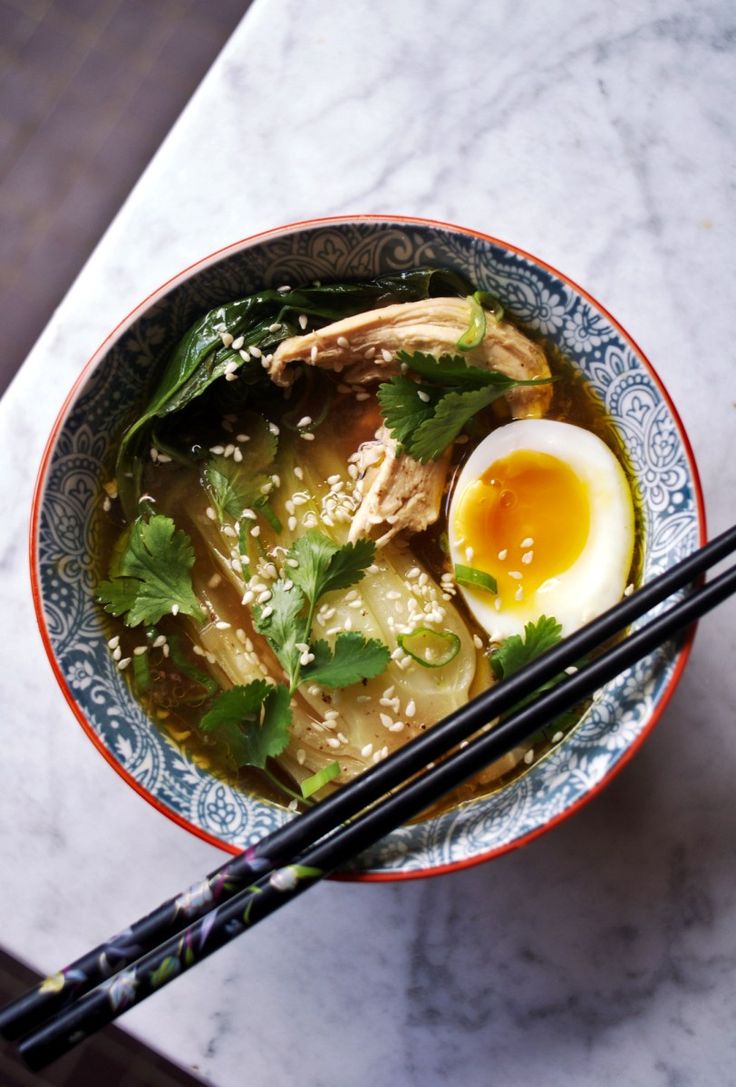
[300, 761, 341, 799]
[302, 633, 391, 688]
[489, 615, 563, 679]
[289, 532, 376, 608]
[203, 413, 278, 522]
[379, 352, 552, 463]
[398, 627, 461, 668]
[253, 581, 309, 690]
[200, 681, 292, 769]
[408, 386, 504, 462]
[454, 564, 498, 595]
[254, 533, 386, 694]
[115, 268, 473, 516]
[456, 294, 486, 350]
[97, 514, 204, 627]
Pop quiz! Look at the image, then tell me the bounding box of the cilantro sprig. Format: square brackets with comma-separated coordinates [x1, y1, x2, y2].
[200, 531, 390, 793]
[377, 350, 553, 463]
[254, 531, 389, 694]
[97, 514, 204, 627]
[200, 680, 292, 770]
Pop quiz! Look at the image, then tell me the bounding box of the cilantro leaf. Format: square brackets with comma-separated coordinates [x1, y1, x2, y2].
[289, 532, 376, 602]
[302, 633, 390, 688]
[253, 580, 308, 689]
[397, 350, 525, 390]
[200, 681, 291, 769]
[204, 459, 272, 521]
[376, 376, 441, 447]
[204, 415, 278, 522]
[410, 387, 499, 462]
[380, 351, 553, 462]
[97, 514, 204, 627]
[489, 615, 563, 679]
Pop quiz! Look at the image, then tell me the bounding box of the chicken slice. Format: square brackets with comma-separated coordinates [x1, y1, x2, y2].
[348, 427, 450, 547]
[269, 296, 552, 419]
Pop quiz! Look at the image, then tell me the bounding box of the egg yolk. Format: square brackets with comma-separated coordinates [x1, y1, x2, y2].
[453, 449, 591, 606]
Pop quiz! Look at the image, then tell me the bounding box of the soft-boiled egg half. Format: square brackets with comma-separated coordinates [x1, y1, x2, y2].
[448, 419, 635, 640]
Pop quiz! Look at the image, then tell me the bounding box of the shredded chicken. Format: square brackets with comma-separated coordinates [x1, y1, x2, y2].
[348, 427, 449, 546]
[269, 296, 552, 419]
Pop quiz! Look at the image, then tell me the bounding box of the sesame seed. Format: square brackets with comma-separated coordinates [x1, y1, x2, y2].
[117, 657, 131, 670]
[220, 332, 234, 347]
[171, 604, 180, 616]
[521, 537, 534, 548]
[250, 526, 261, 537]
[298, 314, 308, 330]
[361, 743, 374, 758]
[417, 389, 431, 403]
[552, 731, 564, 743]
[498, 549, 508, 561]
[193, 644, 205, 656]
[564, 665, 578, 675]
[277, 284, 291, 293]
[389, 721, 405, 732]
[514, 586, 524, 602]
[239, 350, 251, 363]
[286, 558, 300, 568]
[242, 508, 257, 520]
[297, 416, 312, 428]
[406, 567, 420, 580]
[108, 635, 120, 649]
[381, 349, 393, 363]
[215, 620, 231, 630]
[326, 737, 342, 749]
[296, 749, 306, 765]
[152, 635, 167, 648]
[157, 453, 172, 463]
[310, 345, 318, 362]
[494, 597, 502, 611]
[337, 336, 350, 349]
[294, 466, 304, 480]
[523, 749, 534, 765]
[473, 634, 484, 649]
[300, 432, 315, 441]
[405, 699, 416, 717]
[288, 516, 297, 531]
[508, 570, 523, 580]
[521, 550, 534, 565]
[260, 605, 273, 619]
[206, 506, 217, 521]
[248, 345, 262, 359]
[233, 448, 243, 463]
[225, 371, 238, 382]
[231, 336, 244, 350]
[269, 322, 282, 332]
[268, 422, 280, 435]
[299, 651, 315, 666]
[465, 546, 474, 561]
[112, 645, 122, 661]
[624, 583, 634, 597]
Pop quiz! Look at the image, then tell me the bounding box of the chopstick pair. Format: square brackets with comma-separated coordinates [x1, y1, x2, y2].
[4, 524, 736, 1070]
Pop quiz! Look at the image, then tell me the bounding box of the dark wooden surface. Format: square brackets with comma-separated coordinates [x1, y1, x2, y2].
[0, 0, 250, 396]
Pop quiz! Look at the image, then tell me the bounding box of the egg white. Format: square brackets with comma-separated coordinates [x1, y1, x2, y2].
[448, 419, 635, 640]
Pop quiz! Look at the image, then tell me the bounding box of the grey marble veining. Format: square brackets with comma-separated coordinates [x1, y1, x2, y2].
[1, 1, 735, 1084]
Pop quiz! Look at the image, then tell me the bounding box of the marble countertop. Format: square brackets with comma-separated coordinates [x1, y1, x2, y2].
[1, 1, 735, 1084]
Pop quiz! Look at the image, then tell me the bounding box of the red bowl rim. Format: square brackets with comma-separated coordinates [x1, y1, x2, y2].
[29, 213, 707, 881]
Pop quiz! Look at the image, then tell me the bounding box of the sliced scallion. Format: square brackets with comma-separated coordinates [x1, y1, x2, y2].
[398, 627, 461, 669]
[300, 760, 341, 799]
[454, 564, 498, 595]
[456, 294, 486, 351]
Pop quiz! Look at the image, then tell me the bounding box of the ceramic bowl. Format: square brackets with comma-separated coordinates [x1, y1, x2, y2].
[31, 215, 704, 878]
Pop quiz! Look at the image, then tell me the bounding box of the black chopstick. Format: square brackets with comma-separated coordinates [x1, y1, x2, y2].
[2, 523, 735, 1050]
[10, 552, 736, 1069]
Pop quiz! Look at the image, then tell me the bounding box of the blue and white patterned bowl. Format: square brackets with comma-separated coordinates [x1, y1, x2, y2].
[32, 216, 704, 879]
